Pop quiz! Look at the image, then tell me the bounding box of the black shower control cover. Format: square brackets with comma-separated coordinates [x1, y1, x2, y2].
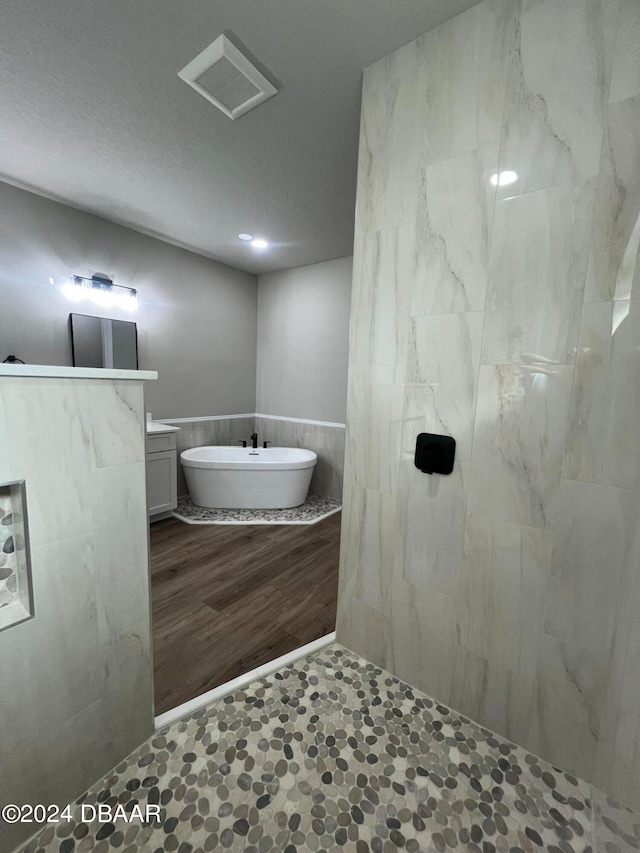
[414, 433, 456, 475]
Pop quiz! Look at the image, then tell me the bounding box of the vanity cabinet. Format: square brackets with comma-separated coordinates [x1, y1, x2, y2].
[146, 432, 177, 520]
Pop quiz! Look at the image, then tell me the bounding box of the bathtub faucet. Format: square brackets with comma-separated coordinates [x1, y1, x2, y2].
[250, 432, 258, 449]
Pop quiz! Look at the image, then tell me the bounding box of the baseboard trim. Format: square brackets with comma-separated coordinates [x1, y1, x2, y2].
[255, 413, 346, 429]
[155, 413, 346, 429]
[154, 631, 337, 730]
[158, 413, 255, 424]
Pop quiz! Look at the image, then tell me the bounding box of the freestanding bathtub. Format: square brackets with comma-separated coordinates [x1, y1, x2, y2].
[180, 446, 317, 509]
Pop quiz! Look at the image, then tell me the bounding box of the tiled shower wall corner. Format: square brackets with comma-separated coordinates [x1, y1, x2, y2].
[336, 0, 640, 811]
[173, 416, 345, 501]
[0, 376, 153, 852]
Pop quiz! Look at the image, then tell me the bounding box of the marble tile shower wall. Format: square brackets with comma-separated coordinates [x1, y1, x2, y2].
[174, 416, 345, 501]
[337, 0, 640, 812]
[0, 377, 153, 852]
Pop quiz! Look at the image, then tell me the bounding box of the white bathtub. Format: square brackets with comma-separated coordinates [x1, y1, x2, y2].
[180, 446, 317, 509]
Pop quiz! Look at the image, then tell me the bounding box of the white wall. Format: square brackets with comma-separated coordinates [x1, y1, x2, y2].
[0, 181, 257, 419]
[256, 257, 352, 423]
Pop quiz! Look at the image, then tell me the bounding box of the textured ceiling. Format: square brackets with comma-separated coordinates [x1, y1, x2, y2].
[0, 0, 480, 274]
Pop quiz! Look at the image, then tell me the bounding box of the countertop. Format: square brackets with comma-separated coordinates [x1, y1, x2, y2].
[147, 422, 181, 434]
[0, 364, 158, 380]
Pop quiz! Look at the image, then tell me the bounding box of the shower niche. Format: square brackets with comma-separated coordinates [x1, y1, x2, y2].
[0, 480, 34, 632]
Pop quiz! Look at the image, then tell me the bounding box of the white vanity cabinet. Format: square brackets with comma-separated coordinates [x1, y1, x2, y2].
[146, 430, 178, 520]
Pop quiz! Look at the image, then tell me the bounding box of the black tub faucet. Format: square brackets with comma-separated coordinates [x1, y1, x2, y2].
[250, 432, 258, 449]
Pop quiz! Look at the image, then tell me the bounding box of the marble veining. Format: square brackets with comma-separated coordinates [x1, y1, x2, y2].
[356, 43, 425, 234]
[355, 0, 512, 234]
[409, 147, 498, 317]
[497, 0, 618, 199]
[457, 513, 552, 678]
[396, 457, 468, 600]
[608, 0, 640, 105]
[0, 375, 153, 853]
[338, 0, 640, 812]
[564, 299, 640, 489]
[18, 644, 640, 853]
[544, 479, 638, 689]
[350, 225, 413, 386]
[466, 364, 573, 530]
[406, 312, 483, 463]
[482, 179, 596, 366]
[584, 93, 640, 303]
[595, 513, 640, 808]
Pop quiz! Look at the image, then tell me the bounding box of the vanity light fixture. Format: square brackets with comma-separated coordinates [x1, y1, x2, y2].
[62, 275, 139, 312]
[490, 170, 518, 187]
[251, 238, 268, 249]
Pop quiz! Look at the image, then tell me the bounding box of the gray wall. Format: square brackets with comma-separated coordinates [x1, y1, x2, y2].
[337, 0, 640, 811]
[0, 181, 257, 419]
[0, 374, 152, 852]
[256, 257, 352, 423]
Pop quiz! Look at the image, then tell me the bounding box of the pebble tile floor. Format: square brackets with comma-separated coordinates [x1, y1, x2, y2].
[19, 644, 640, 853]
[173, 496, 342, 526]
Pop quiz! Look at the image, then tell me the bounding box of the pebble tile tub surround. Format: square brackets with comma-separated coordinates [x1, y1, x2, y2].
[173, 495, 342, 525]
[18, 644, 639, 853]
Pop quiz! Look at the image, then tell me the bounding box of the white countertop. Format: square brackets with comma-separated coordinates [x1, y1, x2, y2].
[0, 364, 158, 380]
[147, 422, 181, 434]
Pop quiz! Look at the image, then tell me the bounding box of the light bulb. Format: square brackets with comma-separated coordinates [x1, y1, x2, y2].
[251, 238, 268, 249]
[62, 279, 84, 302]
[238, 233, 253, 241]
[90, 286, 114, 308]
[118, 290, 139, 312]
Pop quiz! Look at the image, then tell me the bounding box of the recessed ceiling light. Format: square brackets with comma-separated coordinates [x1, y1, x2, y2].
[251, 238, 268, 249]
[238, 233, 253, 241]
[490, 170, 518, 187]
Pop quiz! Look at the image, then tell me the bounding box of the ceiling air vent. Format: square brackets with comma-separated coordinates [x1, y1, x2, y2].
[178, 34, 277, 120]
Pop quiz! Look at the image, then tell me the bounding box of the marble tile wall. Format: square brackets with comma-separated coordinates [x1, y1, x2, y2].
[337, 0, 640, 811]
[255, 417, 345, 501]
[172, 415, 345, 501]
[0, 376, 153, 852]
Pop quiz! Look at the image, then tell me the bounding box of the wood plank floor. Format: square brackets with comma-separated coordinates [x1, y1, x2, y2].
[150, 513, 341, 714]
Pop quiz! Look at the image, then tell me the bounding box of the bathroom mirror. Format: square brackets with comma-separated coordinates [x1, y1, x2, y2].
[70, 313, 138, 370]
